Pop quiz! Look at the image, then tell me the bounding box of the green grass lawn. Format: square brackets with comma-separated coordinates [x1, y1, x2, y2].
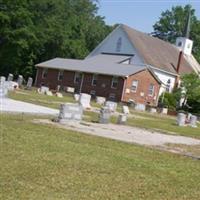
[1, 114, 200, 199]
[127, 115, 200, 139]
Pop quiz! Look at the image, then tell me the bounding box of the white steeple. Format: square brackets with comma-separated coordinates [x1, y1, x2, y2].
[175, 9, 193, 56]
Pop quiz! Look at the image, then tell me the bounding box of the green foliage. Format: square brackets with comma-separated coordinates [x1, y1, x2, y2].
[180, 73, 200, 113]
[158, 92, 177, 110]
[0, 0, 112, 78]
[153, 4, 200, 62]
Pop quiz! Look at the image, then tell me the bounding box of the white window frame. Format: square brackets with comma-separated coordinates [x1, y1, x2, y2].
[111, 76, 118, 89]
[148, 84, 155, 96]
[58, 70, 64, 81]
[166, 79, 171, 92]
[92, 74, 98, 86]
[131, 80, 138, 92]
[74, 72, 81, 84]
[42, 68, 48, 79]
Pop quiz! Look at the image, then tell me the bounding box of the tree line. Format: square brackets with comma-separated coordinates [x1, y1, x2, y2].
[0, 2, 200, 79]
[0, 0, 113, 78]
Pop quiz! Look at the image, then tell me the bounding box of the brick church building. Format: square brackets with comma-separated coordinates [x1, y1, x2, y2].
[35, 24, 200, 106]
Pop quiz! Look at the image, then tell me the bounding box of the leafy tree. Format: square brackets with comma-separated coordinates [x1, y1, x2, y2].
[153, 4, 200, 62]
[0, 0, 112, 79]
[180, 73, 200, 113]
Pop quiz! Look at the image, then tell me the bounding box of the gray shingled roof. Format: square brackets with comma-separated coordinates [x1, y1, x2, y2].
[122, 24, 200, 75]
[36, 56, 146, 77]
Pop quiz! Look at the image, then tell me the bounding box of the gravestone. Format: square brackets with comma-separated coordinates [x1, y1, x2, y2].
[7, 73, 13, 82]
[190, 115, 197, 128]
[122, 105, 129, 115]
[66, 87, 75, 93]
[26, 77, 33, 89]
[57, 85, 61, 92]
[0, 76, 6, 85]
[160, 108, 168, 114]
[117, 114, 127, 125]
[96, 96, 106, 105]
[135, 103, 146, 111]
[79, 93, 91, 109]
[38, 86, 49, 94]
[105, 101, 117, 112]
[17, 75, 23, 87]
[177, 113, 186, 126]
[58, 103, 83, 123]
[99, 106, 111, 124]
[0, 84, 8, 98]
[74, 94, 80, 101]
[56, 92, 63, 98]
[150, 108, 157, 113]
[46, 91, 53, 96]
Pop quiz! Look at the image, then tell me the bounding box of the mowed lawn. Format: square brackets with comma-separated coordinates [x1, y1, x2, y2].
[1, 114, 200, 200]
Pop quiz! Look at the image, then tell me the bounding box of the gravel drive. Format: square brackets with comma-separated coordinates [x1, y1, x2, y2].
[36, 119, 200, 147]
[0, 98, 59, 115]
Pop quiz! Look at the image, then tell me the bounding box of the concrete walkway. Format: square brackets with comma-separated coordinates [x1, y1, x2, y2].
[0, 97, 59, 115]
[36, 119, 200, 147]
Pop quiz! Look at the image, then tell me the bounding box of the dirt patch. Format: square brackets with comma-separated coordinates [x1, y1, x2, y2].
[33, 118, 200, 158]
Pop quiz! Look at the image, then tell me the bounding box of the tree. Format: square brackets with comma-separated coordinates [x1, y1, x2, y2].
[153, 4, 200, 63]
[180, 73, 200, 113]
[0, 0, 113, 78]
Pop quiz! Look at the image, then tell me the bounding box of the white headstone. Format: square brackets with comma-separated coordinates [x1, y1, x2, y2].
[117, 114, 127, 125]
[161, 108, 168, 114]
[150, 108, 157, 113]
[74, 94, 80, 101]
[105, 101, 117, 112]
[38, 86, 49, 94]
[189, 115, 197, 128]
[66, 87, 75, 93]
[79, 93, 91, 109]
[7, 74, 13, 82]
[56, 92, 63, 98]
[26, 77, 33, 89]
[122, 105, 129, 114]
[46, 91, 53, 96]
[135, 103, 146, 111]
[0, 85, 8, 98]
[58, 103, 83, 123]
[177, 113, 186, 126]
[17, 75, 23, 86]
[0, 76, 6, 85]
[99, 106, 111, 124]
[96, 96, 106, 105]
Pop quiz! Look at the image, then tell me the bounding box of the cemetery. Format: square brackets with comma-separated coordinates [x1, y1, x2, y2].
[1, 73, 200, 199]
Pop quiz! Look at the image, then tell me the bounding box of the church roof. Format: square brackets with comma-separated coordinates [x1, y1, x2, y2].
[122, 24, 199, 75]
[36, 56, 147, 77]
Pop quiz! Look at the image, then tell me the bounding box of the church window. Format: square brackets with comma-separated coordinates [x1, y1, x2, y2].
[166, 79, 171, 92]
[116, 37, 122, 52]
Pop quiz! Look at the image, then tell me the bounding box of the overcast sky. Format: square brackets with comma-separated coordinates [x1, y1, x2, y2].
[97, 0, 200, 33]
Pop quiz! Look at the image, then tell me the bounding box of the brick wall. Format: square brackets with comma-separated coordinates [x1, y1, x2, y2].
[122, 69, 161, 106]
[35, 67, 124, 101]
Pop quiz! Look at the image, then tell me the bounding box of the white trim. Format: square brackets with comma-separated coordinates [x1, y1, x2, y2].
[131, 80, 138, 93]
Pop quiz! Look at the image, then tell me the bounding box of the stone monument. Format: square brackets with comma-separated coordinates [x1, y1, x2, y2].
[58, 103, 83, 123]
